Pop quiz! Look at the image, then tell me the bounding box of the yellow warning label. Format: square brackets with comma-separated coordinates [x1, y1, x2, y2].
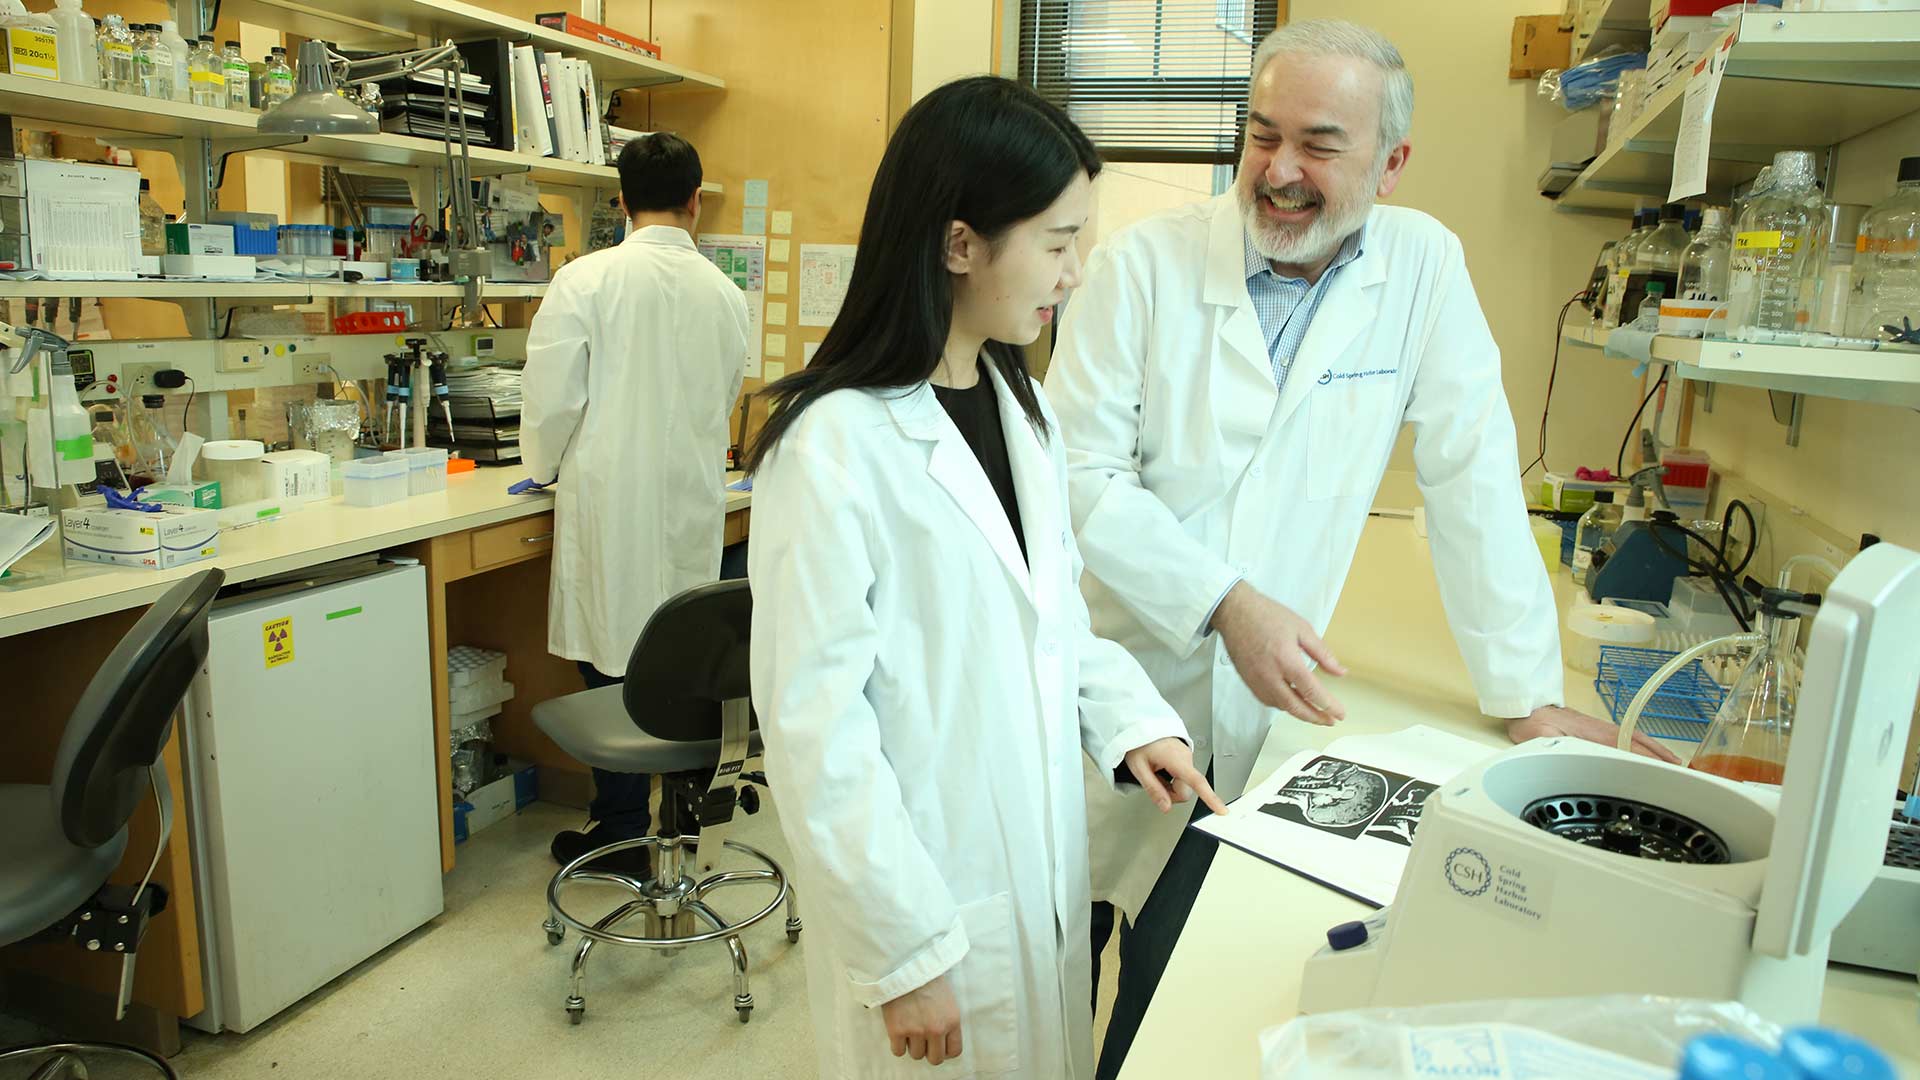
[263, 616, 295, 668]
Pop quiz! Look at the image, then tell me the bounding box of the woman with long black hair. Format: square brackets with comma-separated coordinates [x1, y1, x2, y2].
[746, 76, 1223, 1078]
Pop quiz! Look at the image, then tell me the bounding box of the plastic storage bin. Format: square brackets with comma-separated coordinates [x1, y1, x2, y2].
[342, 455, 408, 507]
[388, 446, 448, 496]
[363, 223, 409, 261]
[211, 211, 277, 255]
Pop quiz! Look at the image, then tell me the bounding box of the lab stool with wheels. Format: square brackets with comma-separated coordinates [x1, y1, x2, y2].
[0, 568, 224, 1080]
[532, 579, 800, 1025]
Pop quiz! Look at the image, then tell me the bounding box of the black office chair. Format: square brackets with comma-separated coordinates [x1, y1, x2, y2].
[0, 568, 224, 1080]
[533, 579, 800, 1025]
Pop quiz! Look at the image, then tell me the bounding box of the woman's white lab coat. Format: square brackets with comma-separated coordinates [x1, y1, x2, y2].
[522, 225, 748, 676]
[749, 368, 1189, 1079]
[1044, 197, 1563, 923]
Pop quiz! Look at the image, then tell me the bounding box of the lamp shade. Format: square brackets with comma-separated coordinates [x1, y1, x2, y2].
[257, 41, 378, 136]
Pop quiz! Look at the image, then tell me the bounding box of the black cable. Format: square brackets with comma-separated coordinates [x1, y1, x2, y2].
[1647, 517, 1754, 632]
[183, 375, 197, 435]
[1525, 290, 1591, 478]
[1722, 497, 1757, 577]
[221, 306, 236, 339]
[1616, 369, 1669, 479]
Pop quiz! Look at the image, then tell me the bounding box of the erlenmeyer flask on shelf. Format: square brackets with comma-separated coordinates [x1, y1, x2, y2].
[1689, 588, 1816, 785]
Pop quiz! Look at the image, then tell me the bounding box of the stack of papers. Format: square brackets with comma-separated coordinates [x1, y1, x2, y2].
[0, 512, 55, 575]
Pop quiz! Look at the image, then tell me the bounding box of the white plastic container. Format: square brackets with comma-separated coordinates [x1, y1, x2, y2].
[158, 19, 189, 98]
[342, 456, 407, 507]
[1564, 602, 1657, 675]
[387, 446, 448, 496]
[48, 0, 100, 87]
[198, 438, 267, 506]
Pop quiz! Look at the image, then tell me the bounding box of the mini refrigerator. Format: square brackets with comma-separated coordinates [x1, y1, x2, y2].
[181, 563, 444, 1033]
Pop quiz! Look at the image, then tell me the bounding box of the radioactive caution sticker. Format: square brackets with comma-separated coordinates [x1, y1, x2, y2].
[263, 616, 295, 668]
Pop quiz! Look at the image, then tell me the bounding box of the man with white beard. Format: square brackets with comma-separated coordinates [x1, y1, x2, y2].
[1044, 19, 1678, 1079]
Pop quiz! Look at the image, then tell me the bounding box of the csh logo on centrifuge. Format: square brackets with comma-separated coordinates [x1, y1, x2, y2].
[1444, 847, 1491, 898]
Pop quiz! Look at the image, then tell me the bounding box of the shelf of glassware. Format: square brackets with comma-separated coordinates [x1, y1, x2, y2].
[0, 279, 548, 300]
[1552, 10, 1920, 212]
[1562, 325, 1920, 406]
[0, 74, 724, 195]
[216, 0, 722, 90]
[1659, 336, 1920, 409]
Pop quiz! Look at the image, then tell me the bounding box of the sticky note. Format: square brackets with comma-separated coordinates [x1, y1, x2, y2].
[768, 239, 791, 262]
[744, 179, 769, 207]
[767, 270, 789, 295]
[766, 333, 787, 357]
[767, 301, 788, 324]
[762, 360, 786, 380]
[742, 208, 767, 234]
[771, 210, 792, 235]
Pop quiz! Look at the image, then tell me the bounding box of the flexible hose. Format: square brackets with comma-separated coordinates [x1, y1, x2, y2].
[1616, 631, 1764, 754]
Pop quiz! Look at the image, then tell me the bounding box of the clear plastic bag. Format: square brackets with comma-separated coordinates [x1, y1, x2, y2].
[1260, 996, 1780, 1079]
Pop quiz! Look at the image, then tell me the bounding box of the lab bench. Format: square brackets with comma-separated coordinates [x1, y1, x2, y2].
[1118, 513, 1919, 1077]
[0, 466, 750, 1049]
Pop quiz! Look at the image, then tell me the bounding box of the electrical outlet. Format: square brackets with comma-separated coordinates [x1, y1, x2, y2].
[295, 355, 335, 381]
[122, 363, 167, 396]
[217, 342, 272, 374]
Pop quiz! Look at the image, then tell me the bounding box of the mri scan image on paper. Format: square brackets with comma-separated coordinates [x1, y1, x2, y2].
[1258, 756, 1413, 840]
[1363, 779, 1438, 846]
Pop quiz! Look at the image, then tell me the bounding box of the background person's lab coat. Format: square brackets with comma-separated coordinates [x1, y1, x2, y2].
[1044, 197, 1563, 923]
[748, 368, 1189, 1079]
[522, 224, 749, 676]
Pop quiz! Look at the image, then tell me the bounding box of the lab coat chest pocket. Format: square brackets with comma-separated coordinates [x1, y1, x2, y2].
[1306, 374, 1403, 502]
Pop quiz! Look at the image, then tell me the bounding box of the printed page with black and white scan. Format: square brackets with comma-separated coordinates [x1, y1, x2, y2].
[1193, 725, 1498, 906]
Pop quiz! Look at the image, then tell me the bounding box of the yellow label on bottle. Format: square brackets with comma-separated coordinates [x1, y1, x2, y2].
[104, 40, 133, 57]
[1733, 230, 1787, 251]
[7, 27, 61, 80]
[191, 68, 225, 85]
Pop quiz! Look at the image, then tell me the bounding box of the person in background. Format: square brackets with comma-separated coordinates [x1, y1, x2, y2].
[744, 76, 1224, 1078]
[521, 132, 749, 878]
[1042, 19, 1680, 1079]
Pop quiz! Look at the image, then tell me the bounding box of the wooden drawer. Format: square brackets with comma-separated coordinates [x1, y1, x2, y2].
[472, 513, 555, 570]
[723, 507, 750, 546]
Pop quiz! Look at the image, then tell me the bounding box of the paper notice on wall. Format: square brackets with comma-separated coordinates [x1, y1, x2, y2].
[698, 233, 768, 377]
[798, 243, 857, 327]
[1193, 725, 1497, 906]
[1669, 33, 1733, 203]
[743, 179, 769, 208]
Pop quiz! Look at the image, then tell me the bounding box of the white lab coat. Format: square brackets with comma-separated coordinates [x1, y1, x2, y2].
[749, 367, 1189, 1079]
[1044, 196, 1563, 922]
[522, 225, 748, 676]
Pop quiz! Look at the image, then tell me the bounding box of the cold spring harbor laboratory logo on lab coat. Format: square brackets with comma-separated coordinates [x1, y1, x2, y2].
[1318, 366, 1400, 386]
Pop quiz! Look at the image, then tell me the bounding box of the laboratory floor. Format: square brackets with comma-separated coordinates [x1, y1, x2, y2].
[3, 784, 1127, 1079]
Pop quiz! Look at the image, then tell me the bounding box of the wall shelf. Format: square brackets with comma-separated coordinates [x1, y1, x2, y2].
[1563, 326, 1920, 408]
[215, 0, 722, 91]
[1549, 10, 1920, 211]
[0, 279, 548, 301]
[0, 76, 725, 195]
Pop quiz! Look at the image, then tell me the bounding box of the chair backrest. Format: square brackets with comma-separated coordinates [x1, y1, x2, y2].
[622, 579, 750, 742]
[51, 568, 224, 848]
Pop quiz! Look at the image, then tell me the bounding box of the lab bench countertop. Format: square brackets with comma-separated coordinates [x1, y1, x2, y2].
[0, 467, 750, 639]
[1117, 514, 1920, 1078]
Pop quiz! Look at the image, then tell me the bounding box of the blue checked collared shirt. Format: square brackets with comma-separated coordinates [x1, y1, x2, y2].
[1201, 225, 1368, 639]
[1243, 226, 1366, 393]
